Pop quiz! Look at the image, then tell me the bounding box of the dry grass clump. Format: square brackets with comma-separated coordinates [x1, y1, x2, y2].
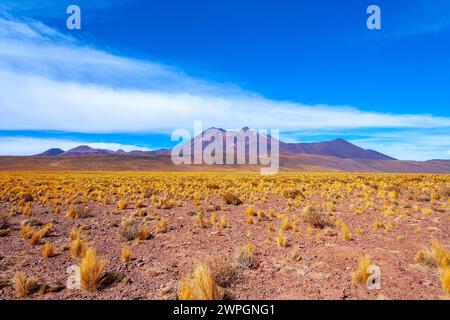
[441, 266, 450, 294]
[118, 199, 128, 210]
[80, 247, 105, 292]
[235, 242, 255, 268]
[69, 227, 81, 240]
[218, 215, 228, 228]
[351, 255, 372, 285]
[0, 212, 10, 230]
[42, 242, 56, 257]
[341, 223, 353, 241]
[431, 240, 450, 268]
[70, 238, 88, 259]
[283, 188, 302, 199]
[302, 205, 331, 229]
[178, 262, 224, 300]
[415, 240, 450, 268]
[156, 218, 168, 233]
[222, 192, 242, 206]
[66, 206, 89, 219]
[276, 230, 288, 247]
[120, 246, 132, 263]
[119, 215, 152, 241]
[11, 271, 39, 298]
[208, 256, 238, 287]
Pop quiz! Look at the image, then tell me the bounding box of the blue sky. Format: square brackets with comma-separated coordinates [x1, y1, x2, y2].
[0, 0, 450, 160]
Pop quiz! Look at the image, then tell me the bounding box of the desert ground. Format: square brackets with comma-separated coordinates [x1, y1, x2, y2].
[0, 171, 449, 300]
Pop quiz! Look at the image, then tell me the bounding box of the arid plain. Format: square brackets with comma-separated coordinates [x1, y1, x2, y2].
[0, 171, 449, 300]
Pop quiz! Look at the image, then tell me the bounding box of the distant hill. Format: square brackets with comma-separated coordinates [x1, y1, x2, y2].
[279, 138, 395, 160]
[33, 128, 395, 161]
[16, 127, 450, 173]
[37, 148, 65, 156]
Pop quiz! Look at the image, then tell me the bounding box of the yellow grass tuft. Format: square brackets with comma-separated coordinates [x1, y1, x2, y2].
[42, 242, 56, 257]
[276, 230, 288, 247]
[80, 247, 105, 292]
[281, 216, 291, 231]
[11, 271, 38, 298]
[70, 238, 88, 259]
[218, 215, 227, 228]
[210, 212, 218, 224]
[69, 227, 81, 240]
[351, 255, 372, 285]
[341, 223, 353, 241]
[118, 199, 128, 210]
[235, 242, 255, 268]
[120, 246, 132, 263]
[20, 223, 33, 239]
[441, 266, 450, 294]
[178, 263, 223, 300]
[156, 218, 168, 233]
[432, 240, 450, 268]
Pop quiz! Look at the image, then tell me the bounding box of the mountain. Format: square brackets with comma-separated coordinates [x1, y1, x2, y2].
[33, 128, 395, 160]
[60, 145, 118, 156]
[172, 127, 394, 160]
[37, 148, 65, 156]
[280, 138, 396, 160]
[18, 127, 450, 173]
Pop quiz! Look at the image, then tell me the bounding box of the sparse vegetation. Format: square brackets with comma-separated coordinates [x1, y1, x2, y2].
[351, 255, 371, 285]
[42, 242, 56, 257]
[0, 171, 449, 299]
[120, 246, 132, 262]
[178, 262, 224, 300]
[80, 247, 105, 291]
[11, 271, 38, 298]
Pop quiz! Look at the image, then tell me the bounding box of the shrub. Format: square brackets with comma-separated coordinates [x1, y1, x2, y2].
[80, 247, 105, 292]
[69, 228, 81, 240]
[431, 240, 450, 268]
[441, 266, 450, 293]
[222, 193, 242, 206]
[156, 219, 168, 233]
[120, 246, 132, 263]
[208, 256, 237, 287]
[276, 231, 288, 247]
[178, 263, 224, 300]
[235, 243, 255, 268]
[302, 205, 330, 229]
[218, 215, 227, 228]
[118, 199, 128, 210]
[42, 242, 56, 258]
[0, 212, 10, 230]
[11, 271, 38, 298]
[70, 238, 88, 259]
[415, 240, 450, 268]
[341, 223, 353, 241]
[351, 255, 371, 285]
[283, 189, 302, 199]
[119, 216, 151, 241]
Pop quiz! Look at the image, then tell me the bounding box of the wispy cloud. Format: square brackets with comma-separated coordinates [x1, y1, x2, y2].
[0, 17, 449, 159]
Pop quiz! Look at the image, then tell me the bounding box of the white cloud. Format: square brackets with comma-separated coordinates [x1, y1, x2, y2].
[0, 17, 450, 160]
[0, 137, 151, 156]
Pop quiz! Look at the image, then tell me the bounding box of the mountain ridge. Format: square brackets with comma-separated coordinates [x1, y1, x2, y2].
[40, 128, 396, 161]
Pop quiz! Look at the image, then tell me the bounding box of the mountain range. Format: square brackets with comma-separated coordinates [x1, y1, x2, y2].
[0, 127, 448, 173]
[36, 127, 395, 160]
